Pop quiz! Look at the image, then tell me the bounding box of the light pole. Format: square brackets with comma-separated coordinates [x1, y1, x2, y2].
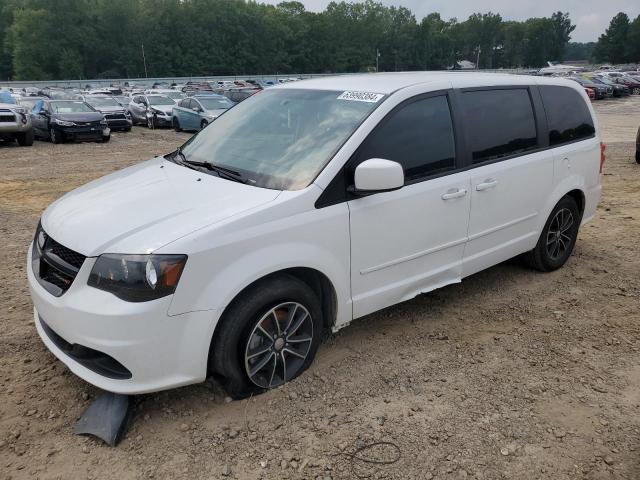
[141, 43, 148, 78]
[376, 49, 380, 72]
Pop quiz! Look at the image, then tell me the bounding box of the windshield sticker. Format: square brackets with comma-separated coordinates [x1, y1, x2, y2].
[337, 91, 384, 103]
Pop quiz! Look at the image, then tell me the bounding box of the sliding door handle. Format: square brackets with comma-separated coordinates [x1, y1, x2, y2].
[441, 188, 468, 200]
[476, 179, 498, 191]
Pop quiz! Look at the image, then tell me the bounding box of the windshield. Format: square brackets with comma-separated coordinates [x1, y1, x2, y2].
[198, 97, 234, 110]
[148, 96, 175, 106]
[50, 101, 94, 113]
[86, 97, 119, 107]
[181, 89, 382, 190]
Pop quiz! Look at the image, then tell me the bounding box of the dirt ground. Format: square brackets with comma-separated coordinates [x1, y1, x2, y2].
[1, 97, 639, 480]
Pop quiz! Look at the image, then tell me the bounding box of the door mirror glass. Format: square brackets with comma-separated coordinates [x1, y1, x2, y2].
[354, 159, 404, 193]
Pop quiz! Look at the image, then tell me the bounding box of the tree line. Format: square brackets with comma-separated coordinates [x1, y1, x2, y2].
[0, 0, 621, 81]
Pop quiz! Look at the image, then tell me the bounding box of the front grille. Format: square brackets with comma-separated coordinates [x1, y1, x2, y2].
[49, 237, 85, 269]
[0, 114, 15, 122]
[33, 226, 86, 296]
[105, 113, 126, 120]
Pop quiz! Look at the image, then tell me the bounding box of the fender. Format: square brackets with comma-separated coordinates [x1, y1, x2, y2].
[163, 192, 352, 329]
[537, 173, 587, 234]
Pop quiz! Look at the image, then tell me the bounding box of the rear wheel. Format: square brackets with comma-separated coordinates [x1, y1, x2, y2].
[633, 87, 640, 95]
[524, 196, 581, 272]
[17, 129, 34, 146]
[210, 275, 323, 399]
[173, 117, 181, 132]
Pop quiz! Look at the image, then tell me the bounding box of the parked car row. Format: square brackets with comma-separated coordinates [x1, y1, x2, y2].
[552, 69, 640, 100]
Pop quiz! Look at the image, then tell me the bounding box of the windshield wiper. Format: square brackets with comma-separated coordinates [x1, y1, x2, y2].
[169, 149, 248, 184]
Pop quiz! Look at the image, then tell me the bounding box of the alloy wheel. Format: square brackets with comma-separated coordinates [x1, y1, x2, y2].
[244, 302, 313, 389]
[546, 208, 574, 261]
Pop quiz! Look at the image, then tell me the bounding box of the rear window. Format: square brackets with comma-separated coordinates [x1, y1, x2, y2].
[462, 89, 538, 164]
[539, 85, 595, 146]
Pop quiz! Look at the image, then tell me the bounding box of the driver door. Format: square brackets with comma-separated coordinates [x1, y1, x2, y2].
[348, 93, 471, 318]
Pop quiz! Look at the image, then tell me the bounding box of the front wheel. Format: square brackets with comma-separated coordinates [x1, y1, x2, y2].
[17, 129, 34, 146]
[147, 116, 155, 129]
[632, 87, 640, 95]
[210, 275, 323, 399]
[200, 119, 208, 131]
[50, 127, 61, 144]
[173, 117, 181, 132]
[524, 196, 581, 272]
[101, 135, 110, 143]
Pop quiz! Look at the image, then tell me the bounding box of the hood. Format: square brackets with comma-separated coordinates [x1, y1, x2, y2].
[94, 105, 126, 114]
[41, 157, 281, 256]
[53, 111, 104, 123]
[203, 108, 228, 118]
[149, 104, 174, 115]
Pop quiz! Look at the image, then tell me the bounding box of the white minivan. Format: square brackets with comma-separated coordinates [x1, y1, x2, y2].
[28, 73, 603, 398]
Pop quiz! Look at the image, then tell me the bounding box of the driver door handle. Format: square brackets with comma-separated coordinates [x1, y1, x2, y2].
[441, 188, 468, 200]
[476, 179, 498, 191]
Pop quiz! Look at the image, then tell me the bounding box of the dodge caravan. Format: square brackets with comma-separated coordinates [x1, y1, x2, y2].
[28, 73, 602, 398]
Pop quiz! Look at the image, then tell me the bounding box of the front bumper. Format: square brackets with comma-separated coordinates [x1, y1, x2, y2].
[148, 112, 172, 126]
[0, 117, 31, 134]
[105, 118, 132, 129]
[27, 243, 219, 394]
[56, 125, 110, 141]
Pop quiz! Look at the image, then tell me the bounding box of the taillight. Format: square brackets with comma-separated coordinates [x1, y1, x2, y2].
[599, 142, 606, 174]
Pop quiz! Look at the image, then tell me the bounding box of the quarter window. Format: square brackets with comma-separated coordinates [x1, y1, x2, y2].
[462, 89, 538, 164]
[356, 95, 456, 182]
[539, 85, 595, 146]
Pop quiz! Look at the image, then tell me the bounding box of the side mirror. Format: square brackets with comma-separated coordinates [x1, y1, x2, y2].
[353, 158, 404, 193]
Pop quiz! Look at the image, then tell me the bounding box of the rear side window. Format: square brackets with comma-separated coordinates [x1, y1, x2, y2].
[357, 95, 456, 182]
[540, 85, 595, 146]
[462, 89, 537, 164]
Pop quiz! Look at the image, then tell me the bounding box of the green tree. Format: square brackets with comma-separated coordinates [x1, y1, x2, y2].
[594, 12, 631, 63]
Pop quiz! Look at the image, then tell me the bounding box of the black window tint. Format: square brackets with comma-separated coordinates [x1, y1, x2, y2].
[462, 89, 537, 164]
[540, 85, 595, 146]
[357, 95, 455, 182]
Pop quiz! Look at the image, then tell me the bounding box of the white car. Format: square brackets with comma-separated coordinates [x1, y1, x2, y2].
[28, 73, 602, 398]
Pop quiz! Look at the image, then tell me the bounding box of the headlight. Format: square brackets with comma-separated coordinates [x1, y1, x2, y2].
[54, 119, 75, 126]
[11, 107, 26, 114]
[87, 254, 187, 302]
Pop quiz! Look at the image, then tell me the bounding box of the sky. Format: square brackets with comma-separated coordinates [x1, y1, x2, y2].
[260, 0, 639, 42]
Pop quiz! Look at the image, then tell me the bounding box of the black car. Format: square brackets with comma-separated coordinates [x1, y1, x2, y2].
[568, 77, 609, 99]
[30, 100, 110, 144]
[592, 77, 629, 97]
[83, 95, 132, 131]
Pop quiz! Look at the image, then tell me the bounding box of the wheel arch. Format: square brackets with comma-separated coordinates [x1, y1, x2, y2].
[212, 267, 338, 338]
[206, 267, 338, 378]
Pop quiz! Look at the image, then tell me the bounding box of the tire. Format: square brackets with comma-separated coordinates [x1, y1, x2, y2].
[17, 129, 34, 147]
[173, 117, 181, 132]
[524, 196, 581, 272]
[147, 116, 154, 129]
[200, 119, 208, 131]
[123, 127, 131, 132]
[101, 135, 110, 143]
[635, 149, 640, 164]
[210, 274, 323, 399]
[633, 88, 640, 95]
[50, 127, 61, 144]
